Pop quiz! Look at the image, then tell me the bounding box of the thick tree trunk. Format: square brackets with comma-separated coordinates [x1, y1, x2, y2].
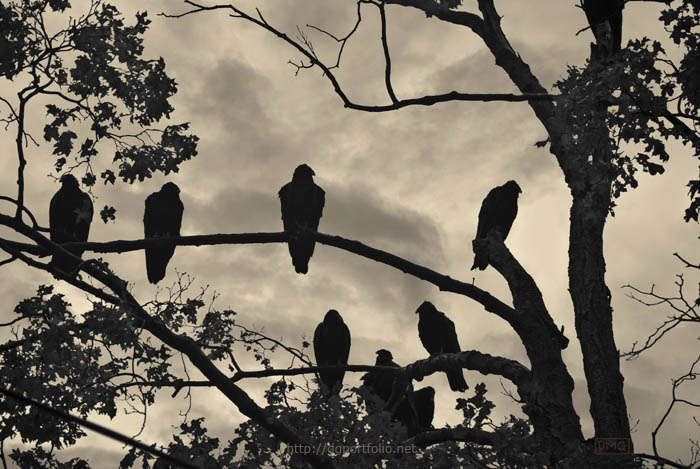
[568, 186, 631, 449]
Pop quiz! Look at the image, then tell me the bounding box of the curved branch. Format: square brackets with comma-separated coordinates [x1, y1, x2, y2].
[0, 196, 44, 230]
[3, 230, 520, 329]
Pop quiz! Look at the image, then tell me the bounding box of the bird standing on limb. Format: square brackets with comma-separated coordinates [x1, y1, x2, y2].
[49, 174, 93, 276]
[471, 180, 521, 271]
[278, 164, 325, 274]
[143, 182, 184, 284]
[416, 301, 469, 392]
[313, 309, 351, 397]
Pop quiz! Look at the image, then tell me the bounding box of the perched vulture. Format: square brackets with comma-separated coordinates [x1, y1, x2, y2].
[413, 386, 436, 431]
[143, 182, 183, 284]
[471, 180, 521, 271]
[313, 309, 351, 397]
[416, 301, 469, 392]
[278, 164, 325, 274]
[361, 349, 400, 403]
[49, 174, 93, 276]
[581, 0, 624, 60]
[393, 386, 435, 436]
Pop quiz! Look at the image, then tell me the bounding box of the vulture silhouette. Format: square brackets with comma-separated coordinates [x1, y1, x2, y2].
[143, 182, 183, 284]
[313, 309, 351, 397]
[416, 301, 468, 392]
[471, 180, 521, 271]
[581, 0, 624, 60]
[413, 386, 436, 431]
[361, 349, 400, 403]
[278, 164, 325, 274]
[394, 386, 435, 436]
[49, 174, 93, 276]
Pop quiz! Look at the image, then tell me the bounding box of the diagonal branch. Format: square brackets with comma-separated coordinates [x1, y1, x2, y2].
[0, 215, 336, 469]
[0, 386, 198, 469]
[476, 234, 569, 349]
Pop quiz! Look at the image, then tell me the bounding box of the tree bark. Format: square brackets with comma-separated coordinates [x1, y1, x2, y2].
[569, 185, 631, 448]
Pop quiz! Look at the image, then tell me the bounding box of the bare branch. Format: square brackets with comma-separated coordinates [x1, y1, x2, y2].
[306, 1, 363, 71]
[377, 1, 398, 104]
[0, 386, 198, 469]
[474, 233, 569, 349]
[130, 350, 530, 396]
[622, 274, 699, 359]
[634, 453, 692, 469]
[162, 1, 555, 112]
[652, 353, 700, 462]
[675, 252, 700, 270]
[3, 230, 520, 330]
[0, 196, 46, 230]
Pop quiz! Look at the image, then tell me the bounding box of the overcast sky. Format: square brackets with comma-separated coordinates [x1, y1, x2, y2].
[1, 0, 699, 466]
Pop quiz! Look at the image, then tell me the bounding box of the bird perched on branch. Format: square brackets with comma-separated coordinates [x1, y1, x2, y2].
[143, 182, 183, 284]
[361, 349, 400, 403]
[49, 174, 93, 276]
[581, 0, 625, 61]
[278, 164, 325, 274]
[416, 301, 469, 392]
[394, 386, 435, 436]
[313, 309, 351, 397]
[471, 180, 521, 271]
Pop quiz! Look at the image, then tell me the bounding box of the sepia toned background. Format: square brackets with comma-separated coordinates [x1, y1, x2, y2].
[1, 0, 698, 466]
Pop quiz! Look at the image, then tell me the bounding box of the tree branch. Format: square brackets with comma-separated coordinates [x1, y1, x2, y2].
[476, 234, 569, 349]
[634, 453, 692, 469]
[377, 1, 398, 104]
[128, 350, 531, 401]
[4, 230, 521, 331]
[0, 216, 336, 469]
[0, 386, 198, 469]
[652, 353, 700, 461]
[163, 1, 555, 112]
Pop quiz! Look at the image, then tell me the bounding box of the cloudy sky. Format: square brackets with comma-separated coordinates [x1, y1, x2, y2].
[1, 0, 699, 466]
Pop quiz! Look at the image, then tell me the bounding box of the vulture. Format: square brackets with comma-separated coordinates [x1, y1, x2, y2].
[361, 349, 400, 403]
[416, 301, 469, 392]
[143, 182, 184, 284]
[49, 174, 93, 276]
[313, 309, 351, 397]
[413, 386, 436, 431]
[278, 164, 325, 274]
[581, 0, 625, 60]
[471, 180, 521, 271]
[393, 386, 435, 436]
